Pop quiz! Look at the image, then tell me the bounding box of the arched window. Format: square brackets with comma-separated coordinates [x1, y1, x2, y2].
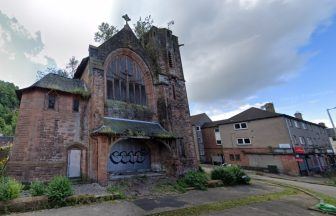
[106, 55, 147, 105]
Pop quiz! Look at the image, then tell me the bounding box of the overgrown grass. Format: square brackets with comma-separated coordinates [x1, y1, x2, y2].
[149, 187, 298, 216]
[106, 185, 126, 199]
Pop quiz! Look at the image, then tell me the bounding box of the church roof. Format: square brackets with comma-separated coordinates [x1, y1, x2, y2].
[17, 73, 89, 98]
[92, 117, 175, 139]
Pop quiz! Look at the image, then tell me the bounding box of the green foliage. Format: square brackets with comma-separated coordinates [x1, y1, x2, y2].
[0, 176, 23, 201]
[94, 22, 118, 43]
[36, 67, 70, 80]
[46, 176, 73, 206]
[0, 80, 19, 136]
[133, 15, 154, 38]
[30, 181, 46, 196]
[106, 185, 126, 199]
[211, 166, 250, 185]
[180, 171, 208, 190]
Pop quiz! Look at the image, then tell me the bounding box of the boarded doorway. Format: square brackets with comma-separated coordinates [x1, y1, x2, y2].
[68, 149, 81, 178]
[108, 139, 150, 174]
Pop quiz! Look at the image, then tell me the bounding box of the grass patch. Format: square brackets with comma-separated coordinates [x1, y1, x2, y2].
[149, 187, 298, 216]
[106, 185, 126, 199]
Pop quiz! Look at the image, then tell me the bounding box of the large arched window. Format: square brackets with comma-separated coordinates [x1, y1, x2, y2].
[106, 55, 147, 105]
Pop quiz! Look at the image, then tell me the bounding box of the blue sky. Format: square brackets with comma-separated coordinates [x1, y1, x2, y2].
[0, 0, 336, 126]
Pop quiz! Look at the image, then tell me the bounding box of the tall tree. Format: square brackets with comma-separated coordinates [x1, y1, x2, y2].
[66, 56, 79, 78]
[133, 15, 154, 39]
[94, 22, 118, 43]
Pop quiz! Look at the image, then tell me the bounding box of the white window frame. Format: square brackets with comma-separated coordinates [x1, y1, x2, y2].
[302, 122, 307, 129]
[299, 136, 305, 145]
[234, 122, 248, 130]
[294, 121, 299, 128]
[214, 128, 222, 145]
[292, 135, 298, 144]
[287, 119, 292, 127]
[236, 138, 251, 145]
[196, 126, 201, 131]
[307, 137, 313, 146]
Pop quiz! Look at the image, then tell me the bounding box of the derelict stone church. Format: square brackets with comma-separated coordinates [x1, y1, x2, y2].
[7, 21, 198, 185]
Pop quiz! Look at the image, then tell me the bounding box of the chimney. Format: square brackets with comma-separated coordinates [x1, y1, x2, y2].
[262, 102, 275, 113]
[294, 112, 303, 120]
[318, 122, 326, 127]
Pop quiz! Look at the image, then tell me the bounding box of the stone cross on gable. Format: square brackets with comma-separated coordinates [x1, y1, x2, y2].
[122, 14, 131, 24]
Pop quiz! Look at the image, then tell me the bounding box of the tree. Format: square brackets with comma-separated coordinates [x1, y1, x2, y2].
[133, 15, 154, 39]
[65, 56, 79, 78]
[36, 67, 70, 80]
[94, 22, 118, 43]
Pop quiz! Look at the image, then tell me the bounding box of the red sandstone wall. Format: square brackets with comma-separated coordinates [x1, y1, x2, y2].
[8, 90, 89, 182]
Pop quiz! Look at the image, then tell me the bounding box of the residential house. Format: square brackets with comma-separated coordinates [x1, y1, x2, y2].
[202, 103, 334, 176]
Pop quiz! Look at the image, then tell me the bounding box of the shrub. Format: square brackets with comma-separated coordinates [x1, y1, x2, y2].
[211, 165, 250, 185]
[46, 176, 73, 206]
[180, 171, 208, 190]
[30, 181, 46, 196]
[106, 185, 126, 199]
[0, 177, 23, 201]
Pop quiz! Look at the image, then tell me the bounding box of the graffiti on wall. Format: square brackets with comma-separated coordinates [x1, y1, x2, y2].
[109, 148, 149, 164]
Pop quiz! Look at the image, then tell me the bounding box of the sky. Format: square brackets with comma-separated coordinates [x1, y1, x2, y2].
[0, 0, 336, 126]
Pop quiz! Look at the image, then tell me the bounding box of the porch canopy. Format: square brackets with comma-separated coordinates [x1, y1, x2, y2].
[92, 117, 175, 139]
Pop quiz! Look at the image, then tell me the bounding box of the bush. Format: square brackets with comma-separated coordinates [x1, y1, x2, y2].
[46, 176, 73, 206]
[211, 165, 250, 185]
[30, 181, 46, 196]
[0, 177, 23, 201]
[180, 171, 208, 190]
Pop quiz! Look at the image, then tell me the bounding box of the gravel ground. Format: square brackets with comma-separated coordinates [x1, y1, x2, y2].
[73, 183, 108, 196]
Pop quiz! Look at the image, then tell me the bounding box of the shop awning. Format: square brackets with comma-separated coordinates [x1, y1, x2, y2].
[92, 117, 175, 139]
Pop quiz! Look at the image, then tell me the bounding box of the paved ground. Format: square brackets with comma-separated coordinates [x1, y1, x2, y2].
[10, 181, 320, 216]
[251, 174, 336, 197]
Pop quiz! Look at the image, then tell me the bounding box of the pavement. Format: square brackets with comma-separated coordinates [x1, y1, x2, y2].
[10, 180, 321, 216]
[251, 174, 336, 197]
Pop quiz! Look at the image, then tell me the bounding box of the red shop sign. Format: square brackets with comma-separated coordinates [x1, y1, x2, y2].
[295, 158, 304, 162]
[294, 147, 305, 154]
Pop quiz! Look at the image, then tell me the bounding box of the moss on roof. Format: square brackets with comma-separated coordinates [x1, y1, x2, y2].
[18, 73, 90, 98]
[92, 117, 175, 139]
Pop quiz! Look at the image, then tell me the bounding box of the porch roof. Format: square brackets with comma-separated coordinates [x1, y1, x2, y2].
[92, 117, 176, 139]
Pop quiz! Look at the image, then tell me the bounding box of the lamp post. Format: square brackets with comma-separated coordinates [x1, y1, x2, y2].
[327, 107, 336, 136]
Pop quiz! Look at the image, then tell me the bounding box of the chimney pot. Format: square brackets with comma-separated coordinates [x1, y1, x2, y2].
[294, 112, 303, 120]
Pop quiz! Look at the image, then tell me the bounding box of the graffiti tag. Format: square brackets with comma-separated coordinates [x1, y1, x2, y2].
[109, 149, 149, 164]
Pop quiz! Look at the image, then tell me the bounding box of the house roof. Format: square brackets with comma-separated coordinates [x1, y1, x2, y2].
[92, 117, 175, 139]
[17, 73, 89, 98]
[73, 57, 89, 79]
[190, 113, 212, 126]
[203, 107, 325, 128]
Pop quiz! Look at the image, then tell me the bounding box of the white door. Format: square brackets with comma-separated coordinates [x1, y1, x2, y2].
[68, 149, 81, 178]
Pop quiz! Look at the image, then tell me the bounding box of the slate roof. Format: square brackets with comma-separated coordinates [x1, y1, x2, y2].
[203, 107, 325, 128]
[73, 57, 89, 79]
[190, 113, 212, 126]
[92, 117, 175, 139]
[17, 73, 89, 98]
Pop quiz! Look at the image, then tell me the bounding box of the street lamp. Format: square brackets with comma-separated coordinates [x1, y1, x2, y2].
[327, 107, 336, 137]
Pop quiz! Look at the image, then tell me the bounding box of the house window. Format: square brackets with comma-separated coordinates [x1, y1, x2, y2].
[106, 55, 147, 105]
[229, 154, 235, 161]
[234, 122, 248, 130]
[48, 94, 56, 109]
[287, 119, 292, 127]
[73, 98, 79, 112]
[214, 128, 222, 145]
[235, 154, 241, 161]
[292, 135, 298, 144]
[302, 123, 307, 129]
[177, 139, 185, 157]
[307, 137, 313, 146]
[299, 137, 305, 145]
[237, 138, 251, 145]
[294, 121, 299, 128]
[196, 126, 201, 131]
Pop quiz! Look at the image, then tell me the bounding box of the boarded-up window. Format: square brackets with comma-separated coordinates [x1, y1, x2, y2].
[48, 94, 56, 109]
[73, 98, 79, 112]
[107, 80, 113, 99]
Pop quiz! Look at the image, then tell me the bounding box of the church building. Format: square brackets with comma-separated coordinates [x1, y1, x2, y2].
[7, 19, 197, 185]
